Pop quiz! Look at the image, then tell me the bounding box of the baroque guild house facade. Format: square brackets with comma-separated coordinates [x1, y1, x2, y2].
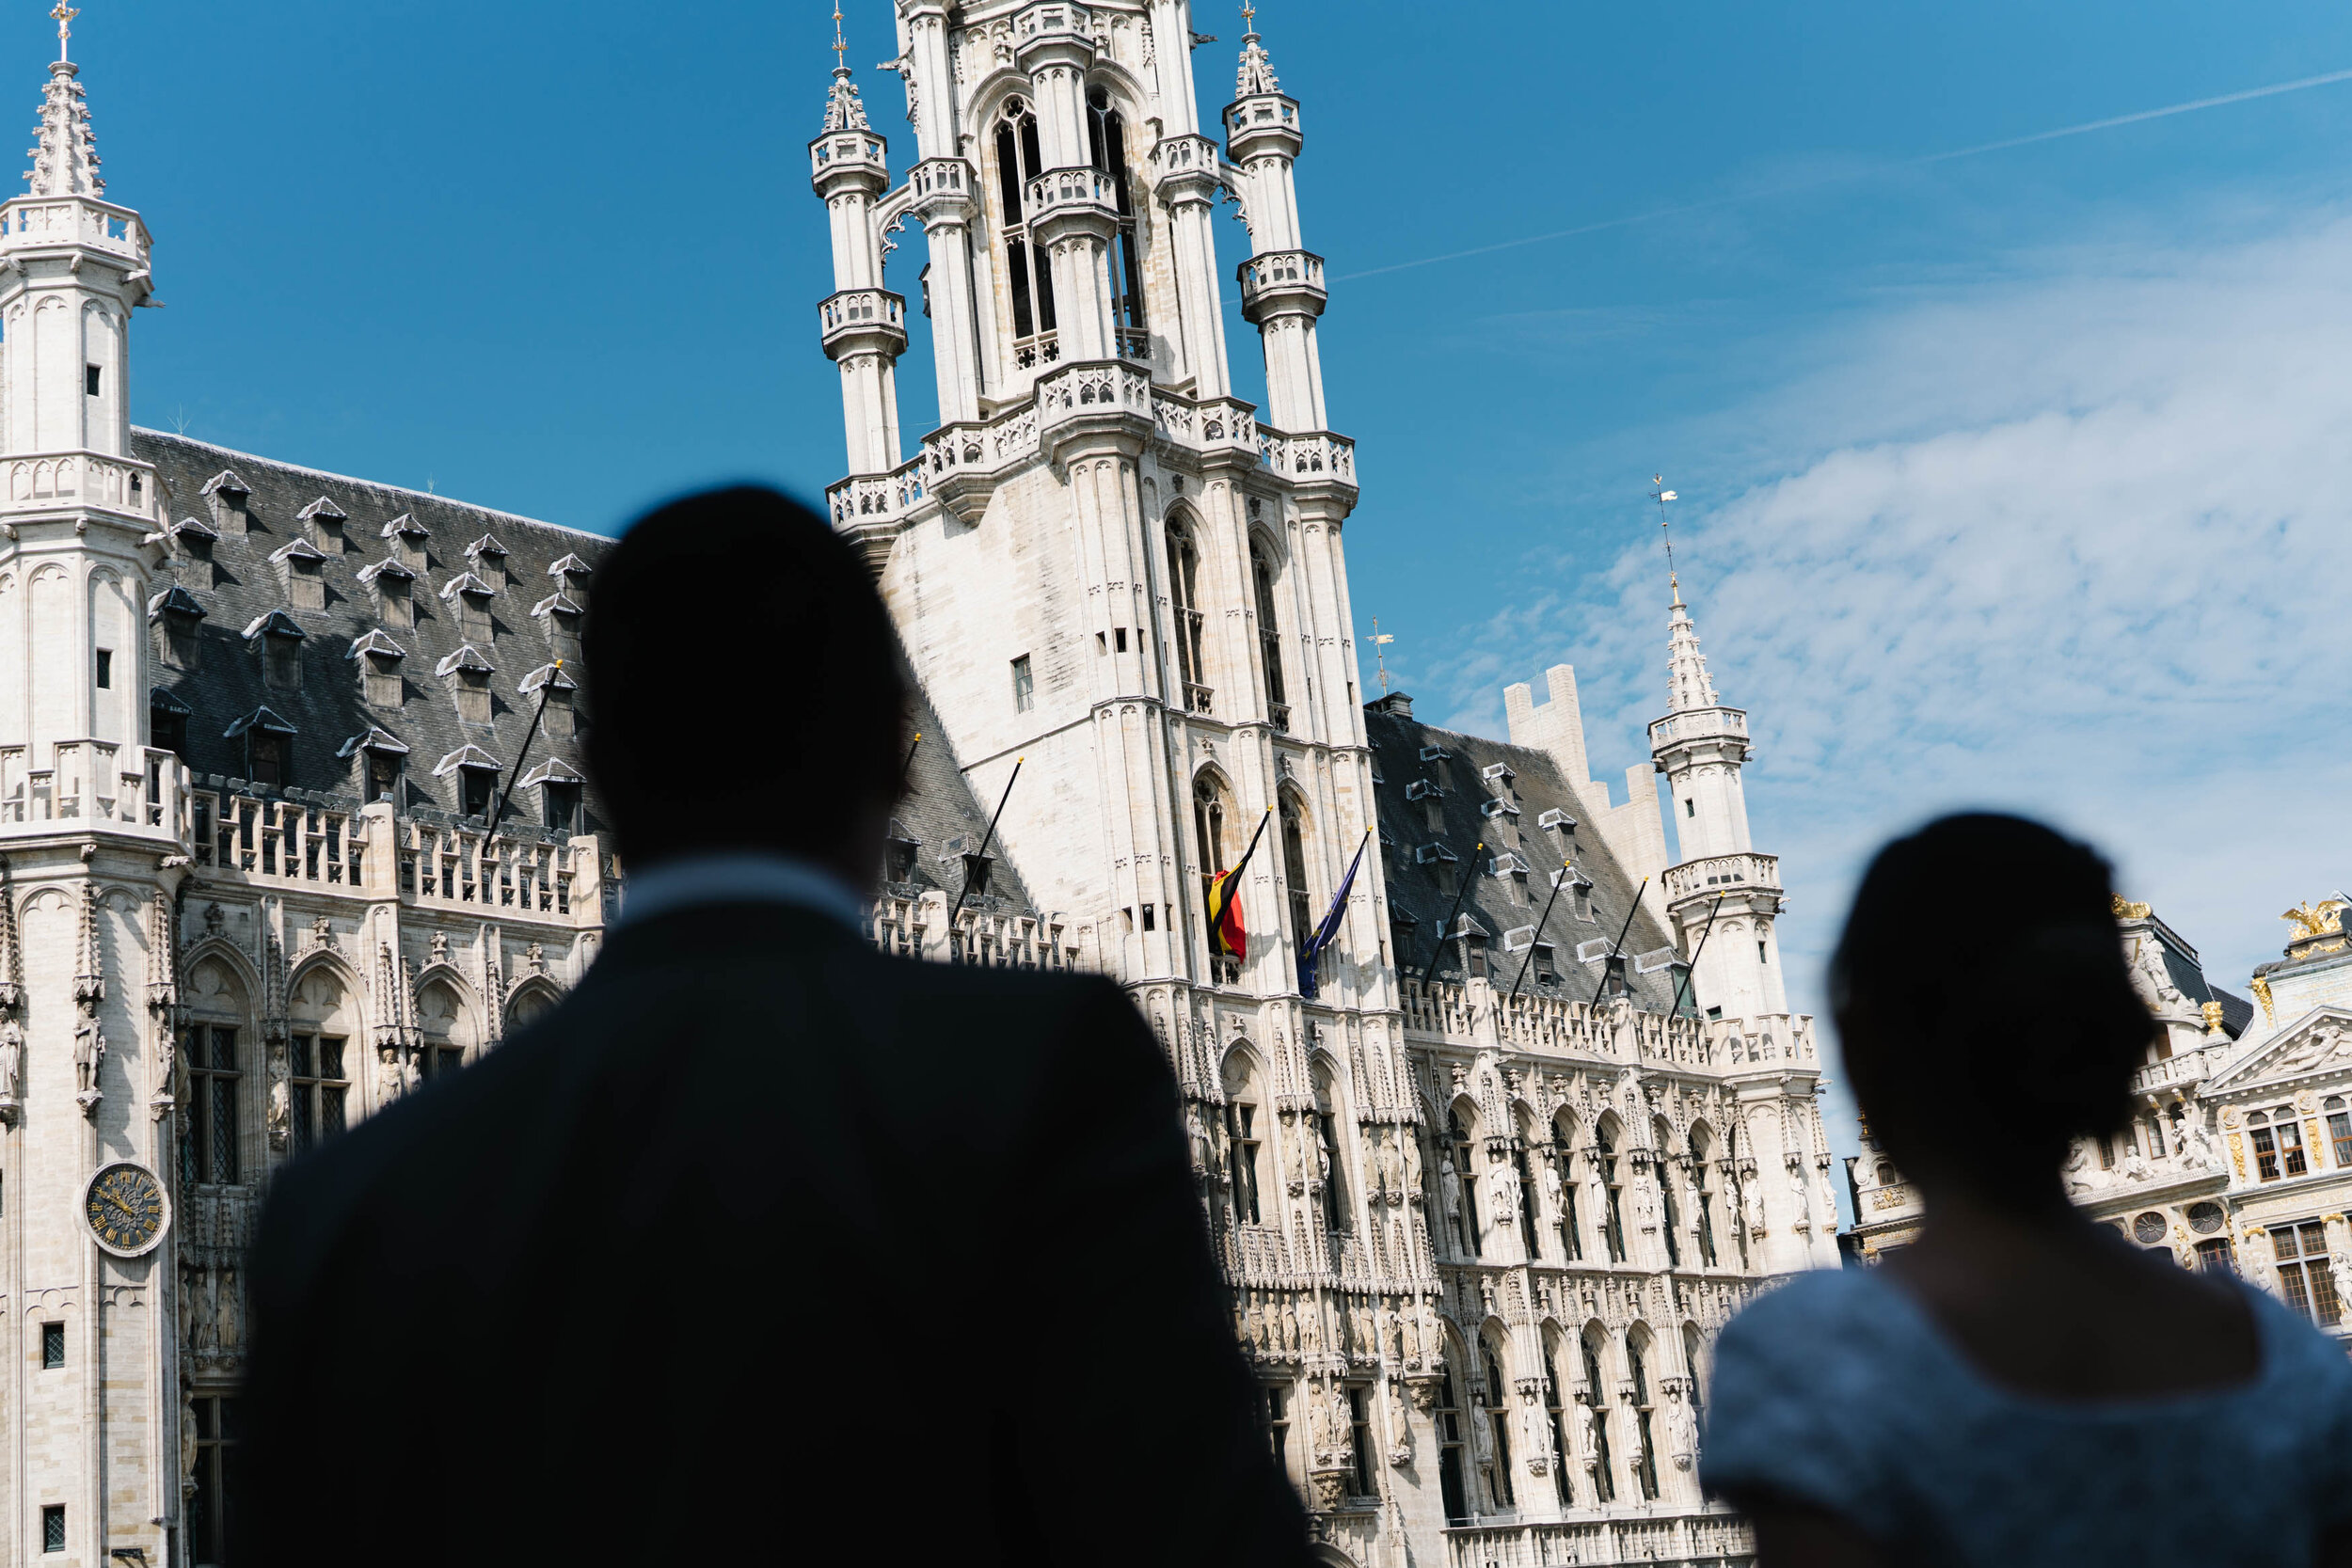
[0, 6, 1844, 1567]
[1850, 896, 2352, 1359]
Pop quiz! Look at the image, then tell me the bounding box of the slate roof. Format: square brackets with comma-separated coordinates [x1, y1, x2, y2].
[140, 429, 606, 836]
[1365, 698, 1692, 1015]
[137, 430, 1033, 908]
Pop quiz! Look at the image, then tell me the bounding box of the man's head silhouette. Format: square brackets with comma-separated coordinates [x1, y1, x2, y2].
[582, 485, 907, 886]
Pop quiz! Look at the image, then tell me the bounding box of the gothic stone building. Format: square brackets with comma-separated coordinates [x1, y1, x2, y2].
[1849, 895, 2352, 1359]
[0, 6, 1843, 1567]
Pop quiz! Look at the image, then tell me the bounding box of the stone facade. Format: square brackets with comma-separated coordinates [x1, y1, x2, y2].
[0, 8, 1849, 1567]
[809, 6, 1839, 1565]
[1848, 897, 2352, 1359]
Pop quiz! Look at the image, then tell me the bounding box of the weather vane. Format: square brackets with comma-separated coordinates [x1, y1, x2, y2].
[1372, 618, 1395, 695]
[51, 1, 76, 61]
[1650, 474, 1681, 605]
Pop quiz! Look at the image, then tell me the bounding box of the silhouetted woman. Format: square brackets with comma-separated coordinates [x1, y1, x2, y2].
[1703, 814, 2352, 1568]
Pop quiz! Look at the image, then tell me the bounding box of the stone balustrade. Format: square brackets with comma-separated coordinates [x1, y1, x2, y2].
[1646, 705, 1749, 750]
[1442, 1514, 1752, 1568]
[0, 448, 160, 519]
[0, 193, 148, 263]
[1260, 431, 1356, 483]
[1024, 166, 1120, 227]
[817, 288, 907, 356]
[1237, 247, 1327, 314]
[1663, 850, 1781, 903]
[0, 741, 185, 841]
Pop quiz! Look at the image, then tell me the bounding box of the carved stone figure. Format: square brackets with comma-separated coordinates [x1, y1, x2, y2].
[216, 1266, 240, 1353]
[1401, 1129, 1423, 1196]
[188, 1266, 217, 1353]
[1399, 1307, 1421, 1368]
[1375, 1132, 1402, 1195]
[1438, 1157, 1464, 1235]
[1281, 1298, 1300, 1354]
[1540, 1158, 1564, 1222]
[1741, 1180, 1765, 1236]
[1786, 1162, 1810, 1225]
[1387, 1385, 1412, 1464]
[376, 1044, 405, 1105]
[1486, 1156, 1519, 1225]
[265, 1076, 291, 1143]
[1469, 1396, 1496, 1465]
[1575, 1398, 1598, 1467]
[1663, 1389, 1699, 1470]
[72, 1017, 103, 1092]
[181, 1397, 199, 1494]
[0, 1017, 22, 1101]
[1629, 1171, 1661, 1233]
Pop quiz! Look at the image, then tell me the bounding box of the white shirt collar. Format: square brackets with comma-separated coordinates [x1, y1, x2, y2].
[614, 851, 869, 934]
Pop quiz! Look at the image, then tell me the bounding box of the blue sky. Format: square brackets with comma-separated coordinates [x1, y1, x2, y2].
[72, 2, 2352, 1162]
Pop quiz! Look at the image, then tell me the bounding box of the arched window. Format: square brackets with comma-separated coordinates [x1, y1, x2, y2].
[992, 97, 1057, 367]
[1581, 1330, 1616, 1503]
[182, 958, 249, 1188]
[1552, 1115, 1583, 1261]
[1086, 86, 1148, 359]
[1279, 792, 1311, 948]
[1168, 516, 1209, 712]
[1690, 1127, 1719, 1267]
[1544, 1336, 1575, 1508]
[1681, 1321, 1709, 1434]
[1627, 1332, 1660, 1499]
[1448, 1107, 1482, 1258]
[1512, 1112, 1543, 1250]
[1224, 1048, 1265, 1226]
[1311, 1061, 1348, 1233]
[1194, 772, 1236, 981]
[1653, 1126, 1682, 1269]
[1435, 1354, 1470, 1525]
[1595, 1119, 1627, 1262]
[1252, 539, 1289, 730]
[1482, 1340, 1516, 1508]
[287, 968, 353, 1155]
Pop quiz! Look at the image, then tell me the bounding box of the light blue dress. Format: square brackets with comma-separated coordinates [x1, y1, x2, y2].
[1701, 1266, 2352, 1566]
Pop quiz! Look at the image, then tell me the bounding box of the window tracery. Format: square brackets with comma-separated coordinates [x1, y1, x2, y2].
[992, 97, 1057, 367]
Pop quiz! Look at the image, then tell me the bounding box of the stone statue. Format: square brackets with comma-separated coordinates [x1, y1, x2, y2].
[188, 1266, 217, 1353]
[2178, 1112, 2221, 1173]
[1486, 1157, 1520, 1224]
[1387, 1386, 1412, 1462]
[181, 1398, 199, 1493]
[1438, 1157, 1464, 1232]
[1375, 1132, 1402, 1195]
[1574, 1397, 1598, 1465]
[1541, 1158, 1564, 1222]
[1629, 1172, 1661, 1233]
[1281, 1298, 1300, 1354]
[1787, 1162, 1811, 1224]
[0, 1018, 22, 1101]
[1399, 1307, 1421, 1367]
[1741, 1180, 1765, 1235]
[216, 1267, 240, 1354]
[72, 1017, 103, 1093]
[2062, 1138, 2093, 1194]
[1469, 1396, 1496, 1465]
[376, 1045, 405, 1105]
[265, 1077, 291, 1143]
[1522, 1401, 1552, 1466]
[1401, 1130, 1422, 1194]
[1663, 1389, 1699, 1470]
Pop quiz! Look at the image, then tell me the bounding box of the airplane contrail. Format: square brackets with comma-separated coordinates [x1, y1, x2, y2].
[1332, 65, 2352, 285]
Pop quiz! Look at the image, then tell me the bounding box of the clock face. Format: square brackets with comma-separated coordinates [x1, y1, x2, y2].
[84, 1163, 167, 1258]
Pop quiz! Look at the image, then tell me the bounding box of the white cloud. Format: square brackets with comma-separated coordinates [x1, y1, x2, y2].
[1421, 205, 2352, 1182]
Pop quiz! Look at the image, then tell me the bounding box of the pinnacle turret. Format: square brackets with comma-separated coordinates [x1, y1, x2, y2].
[820, 4, 869, 132]
[1665, 588, 1720, 714]
[1235, 2, 1280, 99]
[24, 54, 101, 199]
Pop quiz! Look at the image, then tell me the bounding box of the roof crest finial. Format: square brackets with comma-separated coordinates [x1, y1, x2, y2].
[51, 1, 74, 63]
[1650, 475, 1682, 608]
[833, 2, 847, 71]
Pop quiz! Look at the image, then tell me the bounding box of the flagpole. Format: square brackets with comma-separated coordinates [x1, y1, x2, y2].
[1208, 808, 1277, 965]
[898, 731, 922, 797]
[1299, 828, 1373, 998]
[1588, 877, 1650, 1007]
[950, 756, 1023, 926]
[1669, 894, 1728, 1018]
[488, 658, 562, 832]
[1509, 859, 1576, 1002]
[1419, 840, 1486, 989]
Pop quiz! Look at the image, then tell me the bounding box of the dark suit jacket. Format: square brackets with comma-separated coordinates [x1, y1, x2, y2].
[239, 901, 1310, 1567]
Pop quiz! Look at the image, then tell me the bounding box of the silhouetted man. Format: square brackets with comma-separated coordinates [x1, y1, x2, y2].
[239, 488, 1311, 1567]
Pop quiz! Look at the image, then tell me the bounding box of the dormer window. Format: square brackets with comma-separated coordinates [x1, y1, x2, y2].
[149, 583, 207, 671]
[269, 538, 328, 611]
[348, 629, 406, 708]
[226, 706, 297, 790]
[150, 688, 191, 760]
[435, 746, 501, 821]
[441, 573, 496, 642]
[437, 645, 495, 726]
[201, 471, 250, 536]
[338, 726, 409, 805]
[883, 820, 922, 884]
[533, 593, 583, 663]
[519, 662, 577, 739]
[297, 497, 348, 555]
[244, 610, 306, 692]
[517, 758, 584, 834]
[465, 534, 509, 591]
[357, 556, 415, 629]
[382, 515, 429, 573]
[547, 553, 595, 599]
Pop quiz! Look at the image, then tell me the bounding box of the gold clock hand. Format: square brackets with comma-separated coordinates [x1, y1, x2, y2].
[103, 1191, 137, 1220]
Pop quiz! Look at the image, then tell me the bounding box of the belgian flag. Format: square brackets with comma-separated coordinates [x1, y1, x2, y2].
[1207, 808, 1273, 962]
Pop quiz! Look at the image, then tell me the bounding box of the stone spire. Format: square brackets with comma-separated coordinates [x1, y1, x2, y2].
[25, 5, 102, 199]
[1235, 1, 1280, 98]
[822, 4, 868, 132]
[1665, 592, 1720, 715]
